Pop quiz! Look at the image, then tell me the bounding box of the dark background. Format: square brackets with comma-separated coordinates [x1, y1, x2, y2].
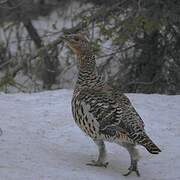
[0, 0, 180, 94]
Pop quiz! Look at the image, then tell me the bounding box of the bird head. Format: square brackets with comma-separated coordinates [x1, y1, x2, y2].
[62, 33, 95, 70]
[62, 33, 91, 57]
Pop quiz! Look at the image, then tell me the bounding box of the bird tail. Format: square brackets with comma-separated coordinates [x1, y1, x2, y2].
[139, 133, 161, 154]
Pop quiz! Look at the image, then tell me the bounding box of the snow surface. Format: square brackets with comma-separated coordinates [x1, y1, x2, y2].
[0, 90, 180, 180]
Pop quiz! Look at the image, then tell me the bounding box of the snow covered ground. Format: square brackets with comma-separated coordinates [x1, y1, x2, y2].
[0, 90, 180, 180]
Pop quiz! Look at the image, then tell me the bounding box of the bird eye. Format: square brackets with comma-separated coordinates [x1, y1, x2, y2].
[74, 37, 79, 41]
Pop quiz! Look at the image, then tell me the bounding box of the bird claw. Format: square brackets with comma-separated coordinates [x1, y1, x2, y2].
[123, 169, 140, 177]
[123, 160, 140, 177]
[86, 160, 109, 168]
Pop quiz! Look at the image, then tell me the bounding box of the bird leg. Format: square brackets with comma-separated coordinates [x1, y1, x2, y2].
[124, 159, 140, 177]
[123, 143, 140, 177]
[86, 140, 108, 168]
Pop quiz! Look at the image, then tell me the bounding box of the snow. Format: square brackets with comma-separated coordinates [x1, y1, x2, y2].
[0, 90, 180, 180]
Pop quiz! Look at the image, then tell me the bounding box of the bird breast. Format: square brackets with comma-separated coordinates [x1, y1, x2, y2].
[71, 94, 99, 139]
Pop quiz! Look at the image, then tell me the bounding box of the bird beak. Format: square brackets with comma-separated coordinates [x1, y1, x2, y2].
[62, 35, 80, 55]
[62, 35, 76, 53]
[62, 35, 72, 48]
[61, 35, 70, 42]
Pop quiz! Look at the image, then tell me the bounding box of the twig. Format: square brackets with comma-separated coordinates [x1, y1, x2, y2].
[0, 59, 12, 69]
[0, 0, 7, 5]
[97, 45, 136, 59]
[126, 78, 160, 86]
[0, 0, 25, 9]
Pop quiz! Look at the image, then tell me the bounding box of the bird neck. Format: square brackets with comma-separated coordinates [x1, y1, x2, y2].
[77, 50, 96, 71]
[75, 52, 102, 89]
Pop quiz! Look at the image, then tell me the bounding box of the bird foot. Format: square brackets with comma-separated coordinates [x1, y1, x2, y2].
[86, 160, 109, 168]
[123, 160, 140, 177]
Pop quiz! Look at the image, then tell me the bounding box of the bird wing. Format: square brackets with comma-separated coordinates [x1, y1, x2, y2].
[78, 87, 145, 143]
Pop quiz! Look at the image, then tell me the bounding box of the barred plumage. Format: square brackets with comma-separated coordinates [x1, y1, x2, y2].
[63, 34, 161, 176]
